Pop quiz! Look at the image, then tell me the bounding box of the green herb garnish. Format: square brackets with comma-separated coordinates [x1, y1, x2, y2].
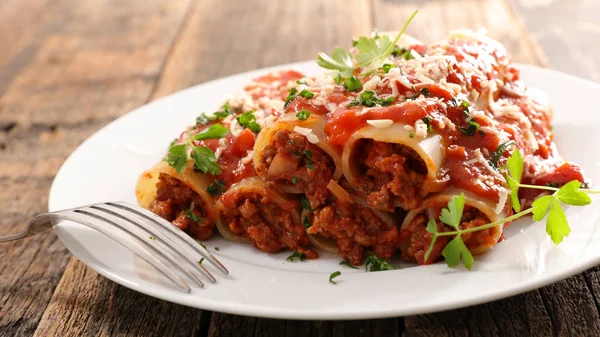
[298, 89, 314, 99]
[193, 123, 230, 141]
[349, 90, 394, 107]
[329, 271, 341, 284]
[207, 179, 225, 197]
[185, 209, 204, 222]
[343, 76, 363, 92]
[303, 217, 311, 229]
[286, 251, 306, 262]
[300, 198, 312, 212]
[489, 140, 515, 169]
[424, 150, 599, 270]
[237, 110, 261, 133]
[459, 120, 482, 136]
[339, 260, 359, 269]
[164, 131, 221, 175]
[296, 109, 311, 121]
[364, 256, 401, 272]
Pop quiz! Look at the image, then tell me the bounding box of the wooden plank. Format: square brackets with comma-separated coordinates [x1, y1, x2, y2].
[32, 257, 208, 337]
[0, 0, 199, 336]
[507, 0, 600, 82]
[151, 0, 371, 99]
[372, 0, 600, 336]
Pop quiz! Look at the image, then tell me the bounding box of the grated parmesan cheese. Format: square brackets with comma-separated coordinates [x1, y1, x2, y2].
[495, 188, 509, 214]
[414, 119, 428, 138]
[367, 119, 394, 128]
[240, 150, 254, 165]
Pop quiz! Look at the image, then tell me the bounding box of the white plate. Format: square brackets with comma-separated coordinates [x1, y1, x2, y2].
[49, 61, 600, 320]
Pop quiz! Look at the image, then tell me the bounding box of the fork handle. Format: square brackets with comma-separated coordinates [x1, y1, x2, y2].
[0, 214, 54, 243]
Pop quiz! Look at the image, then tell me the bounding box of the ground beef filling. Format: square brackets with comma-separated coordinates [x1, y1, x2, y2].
[309, 200, 400, 266]
[355, 140, 427, 212]
[148, 173, 213, 240]
[259, 130, 335, 209]
[400, 206, 489, 265]
[223, 192, 318, 258]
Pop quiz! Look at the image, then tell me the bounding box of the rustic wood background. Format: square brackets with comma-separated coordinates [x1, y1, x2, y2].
[1, 0, 599, 336]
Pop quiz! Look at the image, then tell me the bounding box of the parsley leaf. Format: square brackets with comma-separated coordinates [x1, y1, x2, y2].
[547, 196, 570, 244]
[317, 46, 354, 77]
[506, 147, 523, 211]
[442, 236, 474, 270]
[199, 257, 205, 264]
[164, 144, 188, 174]
[286, 251, 306, 262]
[207, 179, 225, 196]
[339, 260, 359, 269]
[329, 271, 341, 284]
[424, 219, 439, 262]
[303, 217, 311, 229]
[364, 255, 401, 272]
[237, 110, 261, 133]
[191, 146, 221, 175]
[185, 209, 204, 222]
[296, 109, 310, 121]
[196, 102, 233, 124]
[355, 35, 393, 67]
[555, 180, 592, 206]
[532, 195, 553, 221]
[440, 194, 465, 230]
[192, 123, 230, 141]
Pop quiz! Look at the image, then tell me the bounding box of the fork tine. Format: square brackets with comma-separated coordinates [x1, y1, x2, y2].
[107, 202, 228, 275]
[91, 204, 217, 283]
[56, 211, 191, 292]
[72, 208, 205, 288]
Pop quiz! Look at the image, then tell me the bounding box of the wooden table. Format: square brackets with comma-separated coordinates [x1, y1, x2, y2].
[1, 0, 599, 336]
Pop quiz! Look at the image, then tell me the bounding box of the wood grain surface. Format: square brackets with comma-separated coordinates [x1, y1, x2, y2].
[0, 0, 598, 336]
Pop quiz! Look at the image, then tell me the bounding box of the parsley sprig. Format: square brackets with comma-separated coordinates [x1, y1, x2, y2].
[163, 125, 227, 174]
[317, 10, 418, 75]
[424, 149, 598, 270]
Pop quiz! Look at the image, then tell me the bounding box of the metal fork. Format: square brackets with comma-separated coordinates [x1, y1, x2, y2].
[0, 202, 228, 293]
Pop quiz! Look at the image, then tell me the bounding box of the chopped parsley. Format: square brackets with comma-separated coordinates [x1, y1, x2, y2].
[349, 90, 394, 107]
[344, 76, 363, 92]
[364, 256, 401, 272]
[339, 260, 359, 269]
[207, 179, 225, 196]
[303, 217, 311, 229]
[304, 149, 313, 159]
[300, 198, 312, 212]
[421, 116, 434, 134]
[185, 209, 204, 222]
[459, 120, 482, 136]
[292, 177, 299, 184]
[196, 102, 233, 125]
[382, 63, 396, 73]
[296, 109, 310, 121]
[298, 89, 315, 99]
[296, 80, 306, 85]
[149, 236, 156, 240]
[237, 110, 261, 133]
[409, 132, 415, 138]
[215, 247, 220, 251]
[285, 87, 298, 108]
[420, 87, 431, 97]
[307, 161, 316, 170]
[286, 251, 306, 262]
[329, 271, 341, 284]
[489, 140, 515, 169]
[198, 257, 205, 265]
